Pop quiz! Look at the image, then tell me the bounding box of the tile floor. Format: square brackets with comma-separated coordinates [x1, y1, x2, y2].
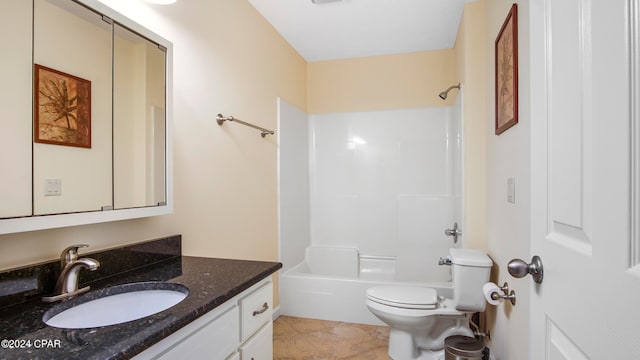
[273, 316, 391, 360]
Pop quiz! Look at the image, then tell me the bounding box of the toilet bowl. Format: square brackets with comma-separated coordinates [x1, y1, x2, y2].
[366, 248, 492, 360]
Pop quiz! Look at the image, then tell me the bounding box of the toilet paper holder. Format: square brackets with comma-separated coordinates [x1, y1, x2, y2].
[491, 282, 516, 306]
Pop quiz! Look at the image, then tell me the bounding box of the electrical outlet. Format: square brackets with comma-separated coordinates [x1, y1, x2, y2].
[45, 179, 62, 196]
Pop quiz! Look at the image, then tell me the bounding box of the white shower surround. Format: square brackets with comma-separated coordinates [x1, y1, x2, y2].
[278, 97, 463, 323]
[309, 106, 462, 278]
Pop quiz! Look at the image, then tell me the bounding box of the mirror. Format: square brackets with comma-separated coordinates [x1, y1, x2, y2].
[0, 0, 172, 233]
[33, 0, 113, 215]
[0, 0, 32, 219]
[113, 23, 167, 209]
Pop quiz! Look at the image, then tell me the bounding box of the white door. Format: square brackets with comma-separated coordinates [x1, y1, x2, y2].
[530, 0, 640, 358]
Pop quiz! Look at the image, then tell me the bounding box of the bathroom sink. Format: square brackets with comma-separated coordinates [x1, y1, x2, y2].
[43, 282, 188, 329]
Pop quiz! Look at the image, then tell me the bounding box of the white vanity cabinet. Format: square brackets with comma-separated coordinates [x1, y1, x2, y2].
[134, 277, 274, 360]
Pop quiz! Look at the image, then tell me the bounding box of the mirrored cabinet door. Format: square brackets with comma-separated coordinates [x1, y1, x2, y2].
[33, 0, 113, 215]
[113, 24, 167, 209]
[0, 0, 33, 219]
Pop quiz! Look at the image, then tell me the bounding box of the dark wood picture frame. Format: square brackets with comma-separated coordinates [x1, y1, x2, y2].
[34, 64, 91, 148]
[495, 4, 518, 135]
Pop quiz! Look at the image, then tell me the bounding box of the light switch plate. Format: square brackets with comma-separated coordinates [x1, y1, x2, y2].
[45, 179, 62, 196]
[507, 177, 515, 204]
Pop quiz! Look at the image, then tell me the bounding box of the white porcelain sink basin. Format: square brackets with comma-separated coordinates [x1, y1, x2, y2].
[43, 282, 188, 329]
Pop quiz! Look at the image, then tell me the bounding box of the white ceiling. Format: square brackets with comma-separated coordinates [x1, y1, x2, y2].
[248, 0, 475, 62]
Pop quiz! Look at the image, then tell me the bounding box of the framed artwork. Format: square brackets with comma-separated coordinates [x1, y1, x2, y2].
[34, 64, 91, 148]
[495, 4, 518, 135]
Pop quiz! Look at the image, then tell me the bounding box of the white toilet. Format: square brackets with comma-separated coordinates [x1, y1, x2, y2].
[366, 248, 492, 360]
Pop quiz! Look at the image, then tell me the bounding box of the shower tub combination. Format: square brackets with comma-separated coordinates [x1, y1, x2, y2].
[279, 246, 453, 326]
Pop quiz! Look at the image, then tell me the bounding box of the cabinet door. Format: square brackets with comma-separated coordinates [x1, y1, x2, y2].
[33, 0, 113, 215]
[0, 0, 32, 218]
[153, 305, 239, 360]
[113, 23, 166, 210]
[240, 322, 273, 360]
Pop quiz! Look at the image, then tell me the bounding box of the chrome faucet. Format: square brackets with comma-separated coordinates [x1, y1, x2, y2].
[42, 244, 100, 302]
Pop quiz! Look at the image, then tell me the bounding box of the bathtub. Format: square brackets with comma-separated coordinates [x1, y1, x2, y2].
[279, 246, 453, 326]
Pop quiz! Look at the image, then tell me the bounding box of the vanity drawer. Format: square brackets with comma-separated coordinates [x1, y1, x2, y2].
[240, 322, 273, 360]
[240, 281, 273, 342]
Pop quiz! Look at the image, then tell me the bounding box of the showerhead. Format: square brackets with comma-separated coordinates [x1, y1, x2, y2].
[438, 83, 461, 100]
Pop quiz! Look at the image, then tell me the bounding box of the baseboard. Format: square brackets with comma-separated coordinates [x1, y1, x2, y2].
[273, 305, 281, 321]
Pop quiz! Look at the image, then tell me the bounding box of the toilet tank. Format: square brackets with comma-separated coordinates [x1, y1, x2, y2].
[449, 248, 493, 312]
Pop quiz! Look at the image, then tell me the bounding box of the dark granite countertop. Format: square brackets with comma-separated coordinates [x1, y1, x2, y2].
[0, 237, 282, 360]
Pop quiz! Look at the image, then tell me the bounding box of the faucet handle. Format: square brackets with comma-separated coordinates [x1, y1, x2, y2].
[60, 244, 89, 266]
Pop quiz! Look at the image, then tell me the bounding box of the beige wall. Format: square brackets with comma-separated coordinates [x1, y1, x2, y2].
[308, 50, 457, 114]
[456, 1, 531, 359]
[0, 0, 306, 309]
[454, 1, 487, 252]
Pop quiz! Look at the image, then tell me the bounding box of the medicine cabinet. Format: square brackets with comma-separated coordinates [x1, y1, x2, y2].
[0, 0, 172, 234]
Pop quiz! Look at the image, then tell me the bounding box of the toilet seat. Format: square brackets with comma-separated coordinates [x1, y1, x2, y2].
[366, 286, 438, 310]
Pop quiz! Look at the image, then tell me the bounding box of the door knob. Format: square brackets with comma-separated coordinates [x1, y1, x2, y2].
[508, 255, 543, 284]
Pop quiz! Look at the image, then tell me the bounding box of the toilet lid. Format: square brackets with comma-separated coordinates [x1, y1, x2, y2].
[367, 286, 438, 309]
